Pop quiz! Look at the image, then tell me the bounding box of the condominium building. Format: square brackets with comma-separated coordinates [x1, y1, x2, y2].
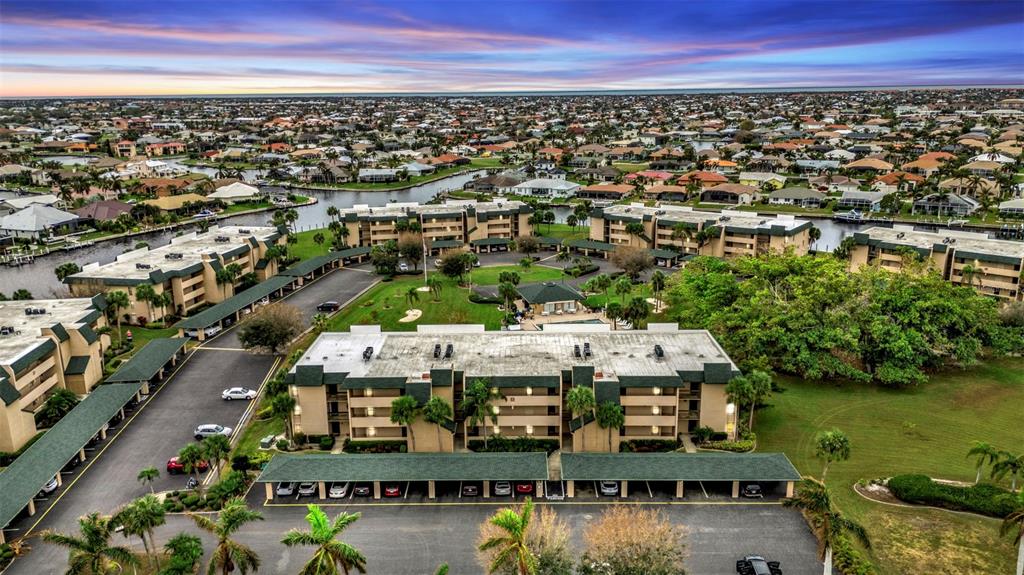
[285, 324, 741, 453]
[65, 225, 285, 323]
[586, 203, 813, 258]
[336, 200, 534, 253]
[850, 225, 1024, 301]
[0, 297, 110, 452]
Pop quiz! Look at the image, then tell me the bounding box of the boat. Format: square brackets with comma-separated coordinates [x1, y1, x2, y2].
[947, 219, 968, 227]
[834, 210, 865, 223]
[194, 209, 217, 219]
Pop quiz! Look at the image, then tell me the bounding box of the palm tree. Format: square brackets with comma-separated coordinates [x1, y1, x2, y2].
[134, 283, 157, 322]
[272, 393, 297, 443]
[499, 282, 519, 311]
[623, 296, 651, 329]
[595, 401, 625, 452]
[784, 479, 870, 575]
[405, 286, 420, 311]
[113, 494, 166, 570]
[518, 257, 532, 271]
[461, 379, 502, 449]
[604, 300, 623, 330]
[390, 394, 422, 452]
[1000, 491, 1024, 575]
[312, 313, 329, 333]
[282, 505, 367, 575]
[968, 441, 1001, 484]
[566, 385, 596, 421]
[426, 274, 443, 301]
[993, 451, 1024, 491]
[106, 290, 130, 348]
[177, 443, 206, 486]
[188, 497, 264, 575]
[423, 395, 454, 450]
[161, 533, 204, 575]
[815, 429, 852, 482]
[313, 232, 326, 253]
[137, 466, 160, 493]
[42, 512, 139, 575]
[649, 270, 666, 312]
[202, 434, 232, 481]
[478, 498, 536, 575]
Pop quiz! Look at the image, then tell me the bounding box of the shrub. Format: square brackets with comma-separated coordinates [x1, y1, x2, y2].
[293, 431, 306, 445]
[342, 438, 407, 453]
[248, 451, 272, 469]
[468, 436, 559, 453]
[205, 471, 248, 506]
[181, 494, 201, 508]
[275, 439, 290, 451]
[468, 293, 502, 304]
[887, 474, 1017, 518]
[692, 426, 715, 444]
[702, 438, 756, 452]
[319, 436, 336, 451]
[564, 263, 600, 278]
[231, 455, 251, 471]
[620, 438, 680, 453]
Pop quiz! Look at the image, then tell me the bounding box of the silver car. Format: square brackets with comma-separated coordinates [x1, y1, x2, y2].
[599, 481, 619, 496]
[328, 482, 350, 498]
[297, 482, 317, 497]
[221, 387, 257, 401]
[276, 482, 296, 496]
[493, 481, 512, 496]
[37, 476, 59, 497]
[194, 424, 233, 440]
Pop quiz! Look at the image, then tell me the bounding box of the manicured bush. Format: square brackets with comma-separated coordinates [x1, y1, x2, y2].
[231, 455, 251, 471]
[293, 431, 306, 445]
[248, 451, 272, 469]
[620, 438, 680, 452]
[319, 436, 336, 450]
[692, 426, 715, 444]
[887, 474, 1017, 518]
[205, 470, 248, 506]
[564, 263, 599, 278]
[275, 439, 290, 451]
[181, 494, 201, 508]
[468, 436, 559, 453]
[342, 438, 407, 453]
[469, 293, 502, 304]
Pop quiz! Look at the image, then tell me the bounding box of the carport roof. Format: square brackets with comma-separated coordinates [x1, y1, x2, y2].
[257, 452, 549, 482]
[0, 382, 142, 529]
[176, 275, 294, 329]
[105, 338, 187, 383]
[561, 453, 801, 482]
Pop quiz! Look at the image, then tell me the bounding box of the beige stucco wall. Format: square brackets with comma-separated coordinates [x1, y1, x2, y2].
[700, 383, 728, 432]
[572, 421, 619, 452]
[294, 386, 329, 436]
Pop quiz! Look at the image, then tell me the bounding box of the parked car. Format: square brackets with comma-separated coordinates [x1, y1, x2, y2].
[515, 482, 534, 495]
[276, 482, 297, 496]
[37, 476, 59, 497]
[329, 482, 350, 498]
[316, 301, 341, 312]
[736, 555, 781, 575]
[221, 387, 257, 400]
[383, 484, 401, 497]
[461, 484, 479, 497]
[434, 259, 443, 267]
[297, 482, 317, 497]
[742, 484, 764, 498]
[194, 424, 232, 440]
[398, 262, 410, 272]
[352, 484, 371, 497]
[599, 481, 619, 496]
[166, 457, 209, 474]
[493, 481, 512, 496]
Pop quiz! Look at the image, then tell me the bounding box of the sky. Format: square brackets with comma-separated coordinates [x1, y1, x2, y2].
[1, 0, 1023, 97]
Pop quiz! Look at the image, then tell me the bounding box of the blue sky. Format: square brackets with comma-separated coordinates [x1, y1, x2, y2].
[0, 0, 1022, 96]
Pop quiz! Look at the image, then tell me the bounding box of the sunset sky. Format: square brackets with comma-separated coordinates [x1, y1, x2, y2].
[1, 0, 1022, 97]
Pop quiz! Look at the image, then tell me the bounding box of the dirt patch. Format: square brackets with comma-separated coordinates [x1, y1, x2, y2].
[950, 381, 1015, 411]
[854, 482, 905, 506]
[398, 309, 422, 323]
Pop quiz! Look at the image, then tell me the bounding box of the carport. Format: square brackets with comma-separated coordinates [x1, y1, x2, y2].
[0, 382, 143, 543]
[175, 275, 294, 340]
[560, 452, 801, 500]
[256, 452, 549, 501]
[278, 246, 371, 285]
[470, 237, 512, 253]
[105, 337, 188, 393]
[567, 238, 615, 259]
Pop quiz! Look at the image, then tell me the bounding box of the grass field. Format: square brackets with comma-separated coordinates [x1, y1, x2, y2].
[756, 359, 1024, 575]
[468, 264, 563, 286]
[537, 223, 589, 242]
[233, 414, 284, 457]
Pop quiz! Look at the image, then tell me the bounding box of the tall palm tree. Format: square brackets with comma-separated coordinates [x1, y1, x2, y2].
[1000, 491, 1024, 575]
[105, 290, 130, 348]
[649, 270, 666, 312]
[426, 274, 443, 301]
[784, 479, 870, 575]
[422, 395, 454, 450]
[595, 401, 625, 452]
[499, 282, 519, 311]
[565, 385, 596, 423]
[188, 497, 264, 575]
[202, 434, 232, 481]
[272, 393, 297, 442]
[390, 394, 422, 452]
[461, 379, 502, 449]
[114, 494, 166, 570]
[405, 286, 420, 311]
[967, 441, 1001, 484]
[281, 505, 367, 575]
[136, 466, 160, 494]
[478, 498, 536, 575]
[42, 512, 139, 575]
[815, 429, 851, 482]
[993, 451, 1024, 491]
[134, 283, 157, 322]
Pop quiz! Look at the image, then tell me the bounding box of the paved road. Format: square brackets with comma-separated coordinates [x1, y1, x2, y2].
[14, 499, 822, 575]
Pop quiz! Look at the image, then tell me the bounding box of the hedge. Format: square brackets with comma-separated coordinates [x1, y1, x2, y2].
[468, 436, 559, 453]
[343, 438, 407, 453]
[887, 474, 1017, 518]
[701, 439, 755, 452]
[469, 293, 502, 304]
[564, 263, 599, 278]
[620, 439, 680, 452]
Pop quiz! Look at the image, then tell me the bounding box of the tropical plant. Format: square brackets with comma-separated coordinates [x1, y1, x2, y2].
[312, 313, 329, 333]
[649, 269, 666, 311]
[815, 429, 852, 482]
[968, 441, 1002, 484]
[137, 466, 160, 494]
[54, 262, 82, 282]
[281, 505, 367, 575]
[783, 479, 871, 575]
[390, 394, 422, 451]
[623, 296, 651, 329]
[41, 512, 139, 575]
[612, 275, 633, 303]
[405, 286, 420, 311]
[999, 491, 1024, 575]
[271, 392, 297, 442]
[604, 301, 623, 329]
[499, 282, 519, 311]
[105, 290, 130, 347]
[595, 401, 624, 452]
[461, 379, 503, 450]
[426, 274, 444, 301]
[422, 395, 454, 450]
[160, 533, 204, 575]
[478, 498, 536, 575]
[993, 451, 1024, 491]
[202, 434, 232, 481]
[565, 385, 596, 418]
[113, 494, 166, 570]
[188, 497, 264, 575]
[38, 388, 80, 428]
[134, 283, 158, 321]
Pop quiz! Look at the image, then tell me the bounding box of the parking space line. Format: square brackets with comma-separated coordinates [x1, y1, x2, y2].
[194, 346, 249, 352]
[260, 500, 787, 508]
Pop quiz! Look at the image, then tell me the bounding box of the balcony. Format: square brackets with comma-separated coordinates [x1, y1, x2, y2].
[349, 396, 399, 408]
[494, 415, 560, 427]
[349, 416, 401, 428]
[495, 395, 561, 408]
[623, 414, 677, 427]
[619, 395, 678, 407]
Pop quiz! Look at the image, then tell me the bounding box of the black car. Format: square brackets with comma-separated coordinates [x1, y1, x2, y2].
[736, 555, 781, 575]
[462, 484, 479, 497]
[316, 301, 341, 312]
[741, 484, 764, 498]
[352, 484, 371, 497]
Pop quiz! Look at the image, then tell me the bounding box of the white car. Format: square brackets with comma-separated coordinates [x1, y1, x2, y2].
[398, 262, 410, 272]
[329, 482, 350, 498]
[222, 387, 257, 401]
[493, 481, 512, 496]
[194, 424, 233, 440]
[37, 476, 59, 497]
[599, 481, 619, 496]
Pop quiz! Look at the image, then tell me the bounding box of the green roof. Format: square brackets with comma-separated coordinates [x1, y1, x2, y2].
[0, 382, 143, 529]
[430, 239, 463, 249]
[648, 248, 680, 259]
[535, 236, 563, 246]
[0, 375, 18, 406]
[176, 275, 293, 329]
[561, 453, 801, 482]
[280, 252, 344, 277]
[64, 355, 92, 376]
[105, 338, 187, 383]
[10, 339, 56, 375]
[567, 239, 615, 252]
[257, 452, 549, 483]
[470, 237, 513, 246]
[49, 323, 70, 343]
[516, 282, 584, 305]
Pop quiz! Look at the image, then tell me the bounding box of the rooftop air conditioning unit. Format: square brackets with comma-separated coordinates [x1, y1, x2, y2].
[135, 263, 151, 270]
[215, 236, 230, 242]
[238, 229, 250, 234]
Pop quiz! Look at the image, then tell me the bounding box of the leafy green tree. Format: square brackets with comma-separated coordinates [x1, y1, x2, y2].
[38, 388, 79, 428]
[159, 533, 204, 575]
[783, 479, 870, 575]
[202, 434, 232, 481]
[137, 466, 160, 494]
[281, 505, 367, 575]
[113, 494, 166, 570]
[604, 301, 623, 330]
[370, 240, 400, 275]
[968, 441, 1001, 484]
[54, 262, 82, 281]
[623, 296, 651, 329]
[595, 401, 624, 452]
[238, 303, 304, 353]
[498, 271, 521, 286]
[398, 234, 424, 270]
[105, 290, 131, 348]
[41, 512, 139, 575]
[188, 497, 264, 575]
[478, 498, 536, 575]
[815, 429, 852, 481]
[423, 395, 454, 450]
[11, 289, 33, 300]
[390, 394, 422, 452]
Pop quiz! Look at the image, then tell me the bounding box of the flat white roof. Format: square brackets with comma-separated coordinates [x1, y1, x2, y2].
[0, 299, 97, 366]
[859, 225, 1024, 259]
[602, 203, 810, 232]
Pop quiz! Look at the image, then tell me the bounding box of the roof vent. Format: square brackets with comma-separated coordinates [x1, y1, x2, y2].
[215, 236, 230, 243]
[164, 252, 183, 260]
[238, 229, 250, 234]
[573, 344, 582, 359]
[362, 346, 374, 361]
[583, 342, 592, 358]
[0, 326, 16, 336]
[654, 344, 665, 359]
[896, 232, 905, 239]
[433, 344, 441, 359]
[444, 343, 454, 359]
[135, 263, 151, 270]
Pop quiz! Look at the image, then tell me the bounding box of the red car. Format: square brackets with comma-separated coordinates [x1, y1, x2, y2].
[166, 457, 209, 474]
[383, 484, 402, 497]
[515, 482, 534, 494]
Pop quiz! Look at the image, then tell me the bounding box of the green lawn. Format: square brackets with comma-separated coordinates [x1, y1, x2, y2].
[537, 223, 589, 242]
[469, 264, 563, 286]
[326, 275, 507, 331]
[611, 162, 650, 173]
[469, 157, 505, 168]
[756, 359, 1024, 575]
[233, 415, 284, 458]
[288, 228, 337, 261]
